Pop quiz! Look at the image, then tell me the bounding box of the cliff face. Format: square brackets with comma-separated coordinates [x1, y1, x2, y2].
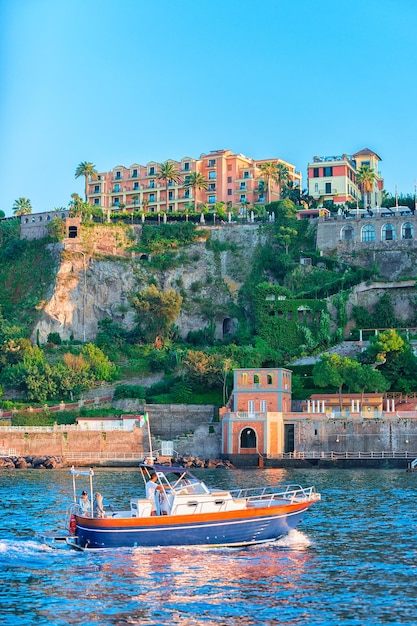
[32, 225, 264, 344]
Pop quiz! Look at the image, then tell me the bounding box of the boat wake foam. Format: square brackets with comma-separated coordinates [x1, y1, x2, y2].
[276, 529, 312, 550]
[0, 539, 54, 559]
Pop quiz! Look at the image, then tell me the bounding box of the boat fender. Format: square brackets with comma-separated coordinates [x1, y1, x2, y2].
[69, 514, 77, 536]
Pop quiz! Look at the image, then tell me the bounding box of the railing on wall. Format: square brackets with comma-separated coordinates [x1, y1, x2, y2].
[266, 450, 416, 460]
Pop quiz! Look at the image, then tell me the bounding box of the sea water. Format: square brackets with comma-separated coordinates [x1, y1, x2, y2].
[0, 467, 416, 625]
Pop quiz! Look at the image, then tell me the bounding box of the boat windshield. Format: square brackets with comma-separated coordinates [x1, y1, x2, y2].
[140, 464, 209, 494]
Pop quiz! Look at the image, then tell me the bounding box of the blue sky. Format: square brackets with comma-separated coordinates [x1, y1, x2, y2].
[1, 0, 417, 216]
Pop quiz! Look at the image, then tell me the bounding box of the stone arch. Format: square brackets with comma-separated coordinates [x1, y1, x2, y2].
[382, 223, 396, 241]
[240, 427, 257, 449]
[402, 221, 413, 240]
[361, 224, 375, 242]
[222, 317, 237, 337]
[341, 225, 354, 241]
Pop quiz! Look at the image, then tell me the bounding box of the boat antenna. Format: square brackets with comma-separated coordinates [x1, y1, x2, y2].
[146, 412, 154, 463]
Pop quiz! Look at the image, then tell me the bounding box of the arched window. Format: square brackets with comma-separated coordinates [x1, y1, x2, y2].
[254, 374, 260, 384]
[241, 373, 248, 385]
[68, 226, 78, 239]
[382, 223, 396, 241]
[402, 222, 413, 240]
[341, 225, 354, 240]
[361, 224, 375, 242]
[267, 375, 273, 385]
[240, 428, 256, 449]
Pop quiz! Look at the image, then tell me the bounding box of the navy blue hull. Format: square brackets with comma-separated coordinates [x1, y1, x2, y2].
[75, 508, 308, 549]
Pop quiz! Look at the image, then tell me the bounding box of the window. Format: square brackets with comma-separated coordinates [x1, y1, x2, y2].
[227, 176, 232, 183]
[113, 197, 120, 205]
[94, 185, 100, 193]
[132, 169, 138, 178]
[248, 400, 255, 416]
[244, 171, 249, 179]
[168, 191, 173, 200]
[240, 182, 246, 190]
[254, 374, 260, 384]
[149, 166, 155, 175]
[208, 171, 216, 180]
[227, 189, 232, 196]
[208, 159, 216, 167]
[402, 222, 413, 239]
[361, 224, 375, 242]
[149, 193, 155, 202]
[149, 180, 155, 188]
[168, 205, 173, 211]
[323, 166, 333, 176]
[184, 189, 190, 198]
[183, 162, 190, 171]
[313, 168, 319, 178]
[382, 223, 396, 241]
[39, 216, 43, 222]
[240, 194, 246, 203]
[208, 195, 216, 204]
[184, 175, 191, 184]
[341, 225, 354, 240]
[241, 373, 248, 384]
[94, 198, 100, 205]
[314, 183, 318, 192]
[325, 182, 331, 194]
[113, 184, 120, 192]
[208, 183, 216, 191]
[133, 182, 139, 190]
[115, 171, 121, 179]
[260, 400, 267, 413]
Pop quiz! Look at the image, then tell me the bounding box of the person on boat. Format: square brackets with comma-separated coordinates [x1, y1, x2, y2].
[93, 492, 105, 518]
[78, 490, 90, 516]
[145, 472, 163, 516]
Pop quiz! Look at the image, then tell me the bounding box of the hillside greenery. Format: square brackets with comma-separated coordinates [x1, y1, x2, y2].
[1, 207, 416, 421]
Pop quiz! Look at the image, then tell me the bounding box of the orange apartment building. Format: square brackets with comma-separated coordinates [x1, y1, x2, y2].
[87, 149, 302, 214]
[307, 148, 384, 208]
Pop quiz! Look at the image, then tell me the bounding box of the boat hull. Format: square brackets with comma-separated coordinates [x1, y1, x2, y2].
[73, 501, 313, 549]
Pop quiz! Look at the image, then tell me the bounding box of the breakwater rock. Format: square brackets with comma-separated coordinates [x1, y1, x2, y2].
[0, 455, 66, 469]
[169, 456, 234, 469]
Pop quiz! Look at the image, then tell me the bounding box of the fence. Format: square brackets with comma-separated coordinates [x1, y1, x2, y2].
[266, 450, 417, 460]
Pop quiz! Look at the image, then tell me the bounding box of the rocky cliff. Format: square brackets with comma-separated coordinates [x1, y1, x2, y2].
[32, 224, 265, 344]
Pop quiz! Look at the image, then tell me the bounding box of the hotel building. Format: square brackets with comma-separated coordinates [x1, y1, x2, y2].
[87, 149, 302, 213]
[307, 148, 384, 208]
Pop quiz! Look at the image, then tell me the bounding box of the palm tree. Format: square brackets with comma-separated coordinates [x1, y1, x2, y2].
[183, 171, 209, 212]
[75, 162, 98, 202]
[12, 197, 32, 216]
[157, 161, 182, 213]
[356, 165, 376, 209]
[258, 162, 278, 204]
[276, 163, 290, 199]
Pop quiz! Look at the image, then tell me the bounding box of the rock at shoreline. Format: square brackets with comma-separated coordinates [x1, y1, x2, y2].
[0, 455, 66, 470]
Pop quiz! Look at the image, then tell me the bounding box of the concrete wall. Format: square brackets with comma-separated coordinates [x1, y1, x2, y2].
[291, 416, 417, 455]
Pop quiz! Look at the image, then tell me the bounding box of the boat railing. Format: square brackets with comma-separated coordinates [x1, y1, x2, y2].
[230, 484, 318, 504]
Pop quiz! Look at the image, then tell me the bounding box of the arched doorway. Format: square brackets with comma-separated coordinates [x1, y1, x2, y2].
[240, 427, 257, 450]
[68, 225, 78, 239]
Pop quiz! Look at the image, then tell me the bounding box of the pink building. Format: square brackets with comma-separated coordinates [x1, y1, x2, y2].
[87, 149, 302, 214]
[307, 148, 384, 208]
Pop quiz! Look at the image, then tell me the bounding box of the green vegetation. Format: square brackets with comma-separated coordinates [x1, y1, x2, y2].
[0, 222, 56, 330]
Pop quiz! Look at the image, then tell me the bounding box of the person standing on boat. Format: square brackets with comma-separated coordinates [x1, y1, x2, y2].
[145, 473, 162, 516]
[78, 490, 91, 516]
[93, 492, 105, 518]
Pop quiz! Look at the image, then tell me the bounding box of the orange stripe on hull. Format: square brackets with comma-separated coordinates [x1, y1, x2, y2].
[76, 500, 314, 529]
